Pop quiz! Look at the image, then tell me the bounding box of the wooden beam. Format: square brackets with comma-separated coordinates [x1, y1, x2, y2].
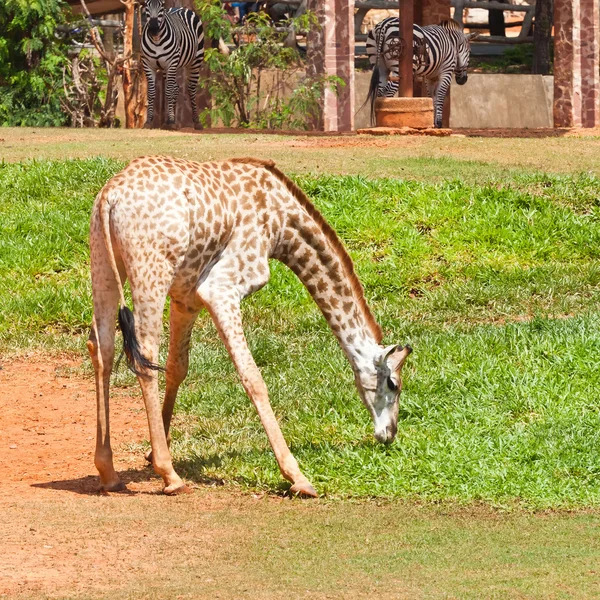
[398, 0, 414, 97]
[67, 0, 124, 15]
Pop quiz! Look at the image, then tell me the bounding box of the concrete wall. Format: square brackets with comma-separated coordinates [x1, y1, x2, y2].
[449, 74, 554, 128]
[354, 73, 555, 129]
[131, 71, 555, 130]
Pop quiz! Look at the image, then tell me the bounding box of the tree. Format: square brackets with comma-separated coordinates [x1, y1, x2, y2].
[533, 0, 553, 75]
[121, 0, 147, 128]
[0, 0, 70, 126]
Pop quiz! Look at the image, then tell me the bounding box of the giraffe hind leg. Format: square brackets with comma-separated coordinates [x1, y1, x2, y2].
[145, 302, 199, 463]
[128, 265, 188, 494]
[89, 225, 127, 492]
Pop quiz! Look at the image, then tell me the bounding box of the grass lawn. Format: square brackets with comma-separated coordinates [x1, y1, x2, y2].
[3, 130, 600, 599]
[2, 150, 600, 509]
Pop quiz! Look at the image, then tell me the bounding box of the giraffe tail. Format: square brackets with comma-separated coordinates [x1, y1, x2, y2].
[98, 189, 163, 377]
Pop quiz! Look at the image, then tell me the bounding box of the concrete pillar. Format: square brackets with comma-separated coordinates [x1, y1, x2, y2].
[553, 0, 582, 126]
[307, 0, 355, 132]
[580, 0, 600, 127]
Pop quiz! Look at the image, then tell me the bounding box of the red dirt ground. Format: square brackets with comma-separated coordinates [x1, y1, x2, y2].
[0, 356, 156, 499]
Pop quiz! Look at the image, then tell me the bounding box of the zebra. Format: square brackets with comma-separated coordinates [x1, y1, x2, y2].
[141, 0, 205, 129]
[365, 18, 478, 128]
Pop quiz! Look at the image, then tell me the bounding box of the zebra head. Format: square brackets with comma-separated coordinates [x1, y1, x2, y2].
[144, 0, 166, 39]
[441, 20, 479, 86]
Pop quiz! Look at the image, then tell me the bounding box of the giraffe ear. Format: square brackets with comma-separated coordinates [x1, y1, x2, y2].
[377, 344, 412, 371]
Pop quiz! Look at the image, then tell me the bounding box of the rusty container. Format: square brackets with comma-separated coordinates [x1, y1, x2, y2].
[375, 97, 434, 129]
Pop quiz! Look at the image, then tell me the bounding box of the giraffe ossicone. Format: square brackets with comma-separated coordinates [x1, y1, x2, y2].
[88, 155, 412, 496]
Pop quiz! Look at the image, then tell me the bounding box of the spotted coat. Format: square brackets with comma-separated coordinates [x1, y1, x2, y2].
[88, 156, 411, 496]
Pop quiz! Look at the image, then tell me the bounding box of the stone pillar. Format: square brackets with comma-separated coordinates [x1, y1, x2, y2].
[307, 0, 355, 132]
[580, 0, 600, 127]
[553, 0, 582, 126]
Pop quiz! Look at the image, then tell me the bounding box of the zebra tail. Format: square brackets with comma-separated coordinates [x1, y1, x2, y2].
[365, 62, 380, 126]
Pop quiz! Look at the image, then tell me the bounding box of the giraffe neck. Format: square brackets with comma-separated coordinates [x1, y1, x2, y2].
[273, 211, 381, 373]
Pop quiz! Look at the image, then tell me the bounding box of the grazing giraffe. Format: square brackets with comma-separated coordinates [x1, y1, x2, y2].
[88, 156, 412, 496]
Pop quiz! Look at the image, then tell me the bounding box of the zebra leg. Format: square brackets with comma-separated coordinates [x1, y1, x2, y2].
[143, 61, 157, 129]
[428, 72, 452, 128]
[377, 58, 389, 97]
[164, 64, 179, 129]
[187, 61, 202, 130]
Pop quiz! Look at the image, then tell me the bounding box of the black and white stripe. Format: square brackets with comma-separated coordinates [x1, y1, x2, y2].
[141, 0, 205, 128]
[365, 18, 476, 128]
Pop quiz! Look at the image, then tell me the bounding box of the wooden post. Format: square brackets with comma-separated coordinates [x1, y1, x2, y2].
[398, 0, 414, 97]
[122, 0, 146, 128]
[533, 0, 554, 74]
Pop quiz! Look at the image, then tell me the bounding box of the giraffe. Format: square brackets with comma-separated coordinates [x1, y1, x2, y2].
[88, 155, 412, 496]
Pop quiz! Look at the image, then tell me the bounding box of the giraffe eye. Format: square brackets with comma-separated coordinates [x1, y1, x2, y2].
[387, 376, 398, 393]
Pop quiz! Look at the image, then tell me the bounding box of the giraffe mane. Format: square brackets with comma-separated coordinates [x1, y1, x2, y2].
[228, 157, 384, 345]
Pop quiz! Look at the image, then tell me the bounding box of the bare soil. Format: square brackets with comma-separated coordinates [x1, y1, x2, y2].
[0, 356, 153, 499]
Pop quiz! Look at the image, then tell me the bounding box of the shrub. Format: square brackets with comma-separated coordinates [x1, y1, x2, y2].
[196, 2, 343, 130]
[0, 0, 71, 126]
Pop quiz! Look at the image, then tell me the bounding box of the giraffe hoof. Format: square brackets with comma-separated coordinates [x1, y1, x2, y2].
[100, 480, 127, 493]
[164, 483, 192, 496]
[289, 481, 318, 498]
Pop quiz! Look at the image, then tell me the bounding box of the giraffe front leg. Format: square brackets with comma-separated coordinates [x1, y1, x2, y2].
[164, 64, 179, 130]
[200, 290, 317, 498]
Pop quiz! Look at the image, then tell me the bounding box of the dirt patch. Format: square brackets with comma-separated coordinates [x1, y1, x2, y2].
[0, 356, 155, 499]
[453, 127, 600, 138]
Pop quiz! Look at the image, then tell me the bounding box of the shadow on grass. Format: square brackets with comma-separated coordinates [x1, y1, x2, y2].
[174, 451, 292, 496]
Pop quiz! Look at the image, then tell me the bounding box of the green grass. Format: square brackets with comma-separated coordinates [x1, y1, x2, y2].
[2, 158, 600, 507]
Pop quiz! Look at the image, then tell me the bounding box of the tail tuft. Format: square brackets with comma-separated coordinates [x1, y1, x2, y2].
[118, 306, 164, 376]
[363, 62, 380, 126]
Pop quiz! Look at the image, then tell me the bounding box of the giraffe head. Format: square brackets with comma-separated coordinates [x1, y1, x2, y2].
[354, 344, 412, 444]
[143, 0, 166, 39]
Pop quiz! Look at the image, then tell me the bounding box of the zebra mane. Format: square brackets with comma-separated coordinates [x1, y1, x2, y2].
[440, 19, 463, 32]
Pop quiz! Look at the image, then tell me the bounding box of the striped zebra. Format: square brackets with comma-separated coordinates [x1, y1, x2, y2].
[366, 18, 477, 128]
[141, 0, 205, 129]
